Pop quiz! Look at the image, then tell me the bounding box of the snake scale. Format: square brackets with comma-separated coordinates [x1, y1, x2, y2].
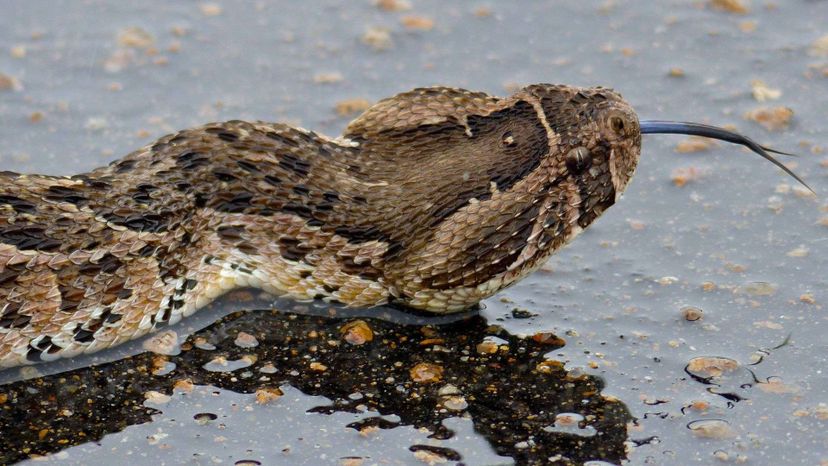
[0, 84, 807, 368]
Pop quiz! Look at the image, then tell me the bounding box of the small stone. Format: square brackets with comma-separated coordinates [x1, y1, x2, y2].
[309, 361, 328, 372]
[339, 458, 365, 466]
[751, 80, 782, 102]
[786, 246, 808, 257]
[400, 15, 434, 31]
[199, 3, 223, 16]
[84, 117, 109, 131]
[709, 0, 749, 14]
[193, 412, 218, 425]
[413, 449, 448, 465]
[800, 293, 816, 304]
[234, 332, 259, 348]
[740, 281, 777, 296]
[675, 136, 717, 153]
[117, 27, 154, 49]
[144, 390, 171, 404]
[531, 332, 565, 346]
[10, 45, 26, 58]
[473, 6, 492, 17]
[441, 396, 468, 411]
[142, 330, 180, 356]
[688, 419, 737, 439]
[757, 377, 798, 394]
[744, 106, 794, 132]
[813, 403, 828, 420]
[701, 281, 717, 292]
[738, 20, 757, 32]
[313, 72, 343, 84]
[335, 98, 371, 117]
[535, 360, 564, 374]
[476, 340, 499, 354]
[410, 362, 443, 383]
[688, 400, 710, 411]
[340, 320, 374, 345]
[255, 387, 284, 404]
[682, 306, 704, 321]
[0, 73, 22, 91]
[687, 356, 740, 378]
[810, 34, 828, 57]
[173, 379, 195, 393]
[374, 0, 411, 11]
[668, 67, 685, 77]
[671, 166, 706, 186]
[362, 27, 393, 51]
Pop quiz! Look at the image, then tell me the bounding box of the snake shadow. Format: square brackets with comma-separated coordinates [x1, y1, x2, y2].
[0, 293, 633, 465]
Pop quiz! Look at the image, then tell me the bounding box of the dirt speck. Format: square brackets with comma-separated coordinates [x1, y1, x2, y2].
[374, 0, 411, 12]
[473, 6, 493, 17]
[117, 27, 154, 49]
[739, 20, 757, 32]
[0, 73, 22, 91]
[335, 98, 371, 117]
[671, 166, 707, 187]
[10, 45, 26, 58]
[362, 26, 393, 51]
[810, 34, 828, 57]
[751, 80, 782, 101]
[401, 15, 435, 31]
[199, 3, 223, 16]
[799, 293, 816, 304]
[313, 72, 344, 84]
[675, 136, 717, 153]
[709, 0, 750, 14]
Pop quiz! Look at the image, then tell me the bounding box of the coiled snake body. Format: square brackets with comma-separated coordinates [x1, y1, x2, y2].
[0, 84, 803, 368]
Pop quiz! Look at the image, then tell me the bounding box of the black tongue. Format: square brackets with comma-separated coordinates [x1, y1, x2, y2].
[639, 120, 813, 194]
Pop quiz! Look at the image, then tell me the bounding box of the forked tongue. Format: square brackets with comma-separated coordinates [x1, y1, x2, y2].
[640, 120, 813, 194]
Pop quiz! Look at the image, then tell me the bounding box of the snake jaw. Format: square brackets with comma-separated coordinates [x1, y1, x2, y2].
[639, 120, 813, 194]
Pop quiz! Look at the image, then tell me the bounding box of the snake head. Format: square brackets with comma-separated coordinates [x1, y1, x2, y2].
[526, 84, 811, 201]
[523, 84, 643, 211]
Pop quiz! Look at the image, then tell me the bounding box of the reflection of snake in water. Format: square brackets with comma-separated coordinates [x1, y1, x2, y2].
[0, 84, 808, 367]
[0, 308, 633, 464]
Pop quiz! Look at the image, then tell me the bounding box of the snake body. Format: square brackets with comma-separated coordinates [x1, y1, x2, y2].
[0, 84, 641, 367]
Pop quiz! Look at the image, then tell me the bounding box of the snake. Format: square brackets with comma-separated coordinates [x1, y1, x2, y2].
[0, 84, 809, 368]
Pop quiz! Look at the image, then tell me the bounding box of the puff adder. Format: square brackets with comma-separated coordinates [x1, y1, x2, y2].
[0, 84, 807, 368]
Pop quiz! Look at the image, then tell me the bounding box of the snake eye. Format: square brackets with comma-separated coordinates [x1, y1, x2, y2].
[502, 131, 516, 147]
[610, 116, 626, 134]
[565, 146, 592, 174]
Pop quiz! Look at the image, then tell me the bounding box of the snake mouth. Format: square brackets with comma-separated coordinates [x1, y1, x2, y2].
[640, 120, 813, 194]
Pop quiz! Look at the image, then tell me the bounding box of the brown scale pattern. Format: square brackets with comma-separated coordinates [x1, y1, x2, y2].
[0, 84, 642, 367]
